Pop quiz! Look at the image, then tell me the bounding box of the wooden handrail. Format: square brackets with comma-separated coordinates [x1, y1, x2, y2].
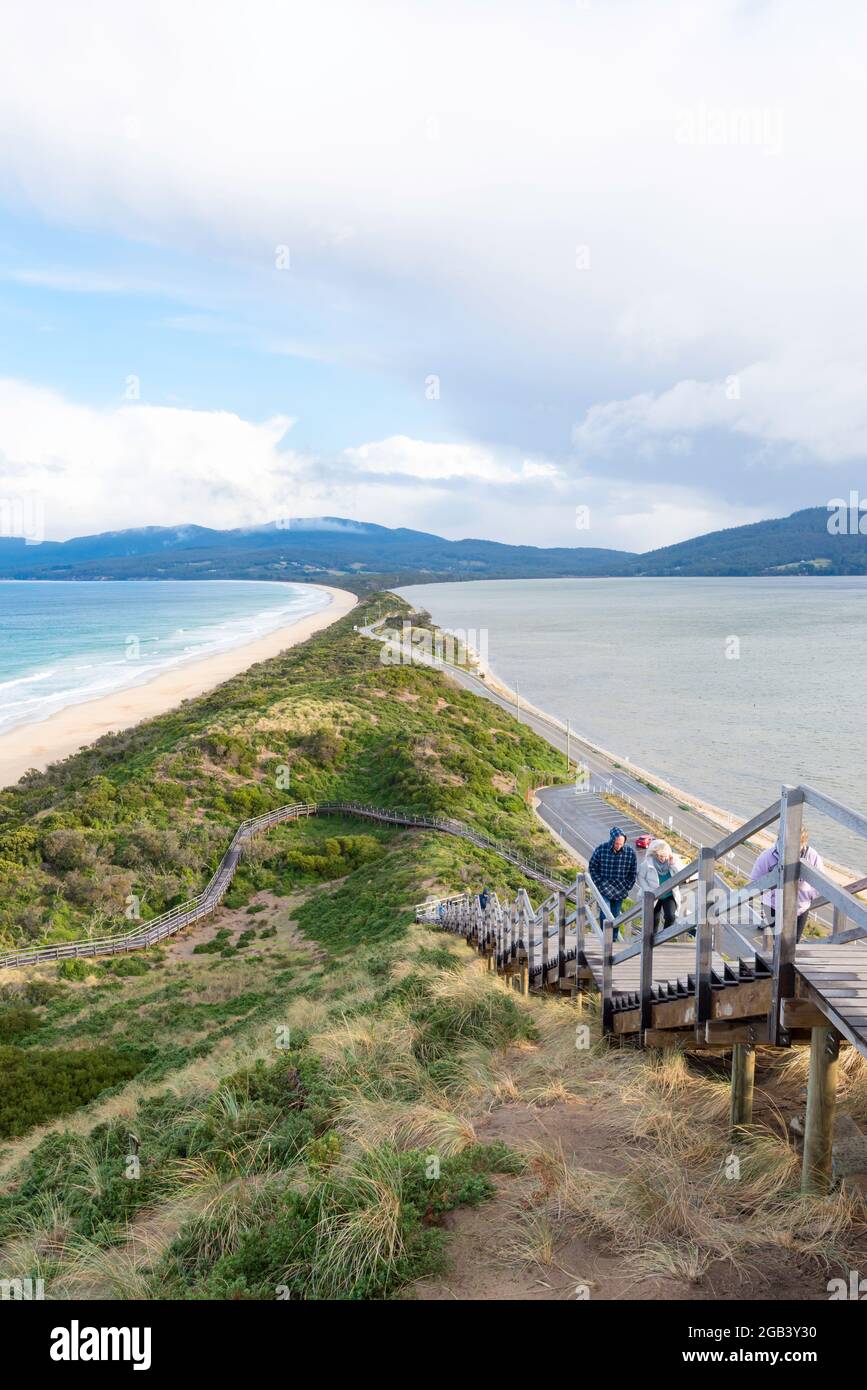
[0, 799, 569, 971]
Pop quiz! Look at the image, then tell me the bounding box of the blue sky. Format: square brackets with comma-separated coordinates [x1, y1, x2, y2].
[0, 208, 430, 446]
[1, 1, 865, 550]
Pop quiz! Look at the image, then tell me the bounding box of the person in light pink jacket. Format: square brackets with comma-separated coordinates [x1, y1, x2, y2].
[750, 827, 824, 942]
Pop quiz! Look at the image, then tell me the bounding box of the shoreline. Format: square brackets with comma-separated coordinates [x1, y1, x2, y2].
[0, 584, 357, 788]
[480, 659, 862, 882]
[394, 601, 861, 879]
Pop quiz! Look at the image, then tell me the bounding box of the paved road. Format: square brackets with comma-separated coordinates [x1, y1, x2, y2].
[536, 784, 646, 861]
[364, 623, 763, 870]
[360, 621, 840, 942]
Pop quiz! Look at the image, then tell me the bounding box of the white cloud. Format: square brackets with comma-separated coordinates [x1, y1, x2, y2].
[0, 1, 865, 526]
[0, 379, 760, 551]
[0, 380, 301, 537]
[1, 3, 866, 426]
[573, 353, 867, 465]
[344, 436, 561, 485]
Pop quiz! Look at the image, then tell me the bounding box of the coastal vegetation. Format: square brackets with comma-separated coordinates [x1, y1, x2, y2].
[0, 594, 864, 1300]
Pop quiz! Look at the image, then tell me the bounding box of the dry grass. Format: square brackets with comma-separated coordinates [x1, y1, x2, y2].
[335, 1097, 477, 1156]
[4, 907, 865, 1301]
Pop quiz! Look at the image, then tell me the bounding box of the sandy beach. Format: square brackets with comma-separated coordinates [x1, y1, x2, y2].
[0, 584, 357, 788]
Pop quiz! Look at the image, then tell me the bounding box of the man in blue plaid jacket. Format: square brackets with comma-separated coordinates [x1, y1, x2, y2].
[588, 826, 637, 940]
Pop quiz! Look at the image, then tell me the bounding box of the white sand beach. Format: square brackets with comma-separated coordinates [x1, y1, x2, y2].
[0, 584, 357, 788]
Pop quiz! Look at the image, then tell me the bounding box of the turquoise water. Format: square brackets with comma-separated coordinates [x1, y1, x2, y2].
[0, 580, 329, 735]
[398, 576, 867, 863]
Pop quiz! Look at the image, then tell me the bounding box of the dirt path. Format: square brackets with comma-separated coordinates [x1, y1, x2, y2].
[414, 1099, 833, 1302]
[165, 889, 327, 964]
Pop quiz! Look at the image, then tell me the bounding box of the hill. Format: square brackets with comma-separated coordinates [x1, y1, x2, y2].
[626, 506, 867, 577]
[0, 596, 863, 1301]
[0, 518, 629, 586]
[1, 505, 865, 588]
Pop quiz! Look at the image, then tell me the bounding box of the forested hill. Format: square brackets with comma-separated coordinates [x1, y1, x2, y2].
[0, 506, 864, 588]
[628, 506, 867, 577]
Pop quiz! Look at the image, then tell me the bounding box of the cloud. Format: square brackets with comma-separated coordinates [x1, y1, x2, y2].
[343, 436, 564, 485]
[573, 353, 867, 466]
[0, 380, 301, 537]
[5, 268, 133, 294]
[0, 1, 865, 531]
[0, 378, 762, 551]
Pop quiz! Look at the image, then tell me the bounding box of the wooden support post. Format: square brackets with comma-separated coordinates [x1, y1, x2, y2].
[801, 1026, 839, 1194]
[519, 955, 528, 996]
[770, 786, 804, 1045]
[638, 889, 655, 1042]
[601, 916, 614, 1035]
[730, 1041, 756, 1134]
[694, 847, 715, 1039]
[541, 901, 550, 987]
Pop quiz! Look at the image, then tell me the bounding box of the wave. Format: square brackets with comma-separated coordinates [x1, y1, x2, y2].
[0, 581, 329, 736]
[0, 668, 56, 692]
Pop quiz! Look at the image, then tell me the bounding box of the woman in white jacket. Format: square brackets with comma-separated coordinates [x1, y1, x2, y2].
[636, 839, 682, 931]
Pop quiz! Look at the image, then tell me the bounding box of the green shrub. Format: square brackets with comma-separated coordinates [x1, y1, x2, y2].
[156, 1143, 506, 1299]
[0, 1007, 40, 1043]
[57, 958, 93, 982]
[102, 956, 151, 977]
[0, 1045, 146, 1138]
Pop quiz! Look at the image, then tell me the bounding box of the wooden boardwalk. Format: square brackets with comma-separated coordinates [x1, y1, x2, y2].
[0, 799, 564, 971]
[3, 774, 867, 1194]
[417, 782, 867, 1195]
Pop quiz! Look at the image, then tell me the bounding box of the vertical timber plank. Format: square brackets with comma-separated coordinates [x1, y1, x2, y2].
[639, 889, 655, 1042]
[770, 786, 804, 1045]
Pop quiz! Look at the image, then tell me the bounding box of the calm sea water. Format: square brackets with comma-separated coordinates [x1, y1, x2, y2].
[398, 577, 867, 862]
[0, 580, 329, 735]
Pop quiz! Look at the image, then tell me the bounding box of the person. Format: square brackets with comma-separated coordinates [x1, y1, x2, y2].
[588, 826, 637, 940]
[636, 839, 682, 931]
[750, 827, 824, 943]
[479, 886, 490, 912]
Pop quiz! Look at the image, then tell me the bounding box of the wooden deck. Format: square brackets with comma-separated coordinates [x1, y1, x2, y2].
[794, 940, 867, 1053]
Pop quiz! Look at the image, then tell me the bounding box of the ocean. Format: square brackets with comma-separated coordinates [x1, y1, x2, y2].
[398, 576, 867, 858]
[0, 579, 329, 736]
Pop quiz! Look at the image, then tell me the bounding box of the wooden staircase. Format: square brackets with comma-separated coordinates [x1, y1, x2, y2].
[417, 782, 867, 1196]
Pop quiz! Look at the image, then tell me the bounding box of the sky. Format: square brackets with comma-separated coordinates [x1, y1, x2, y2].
[1, 0, 866, 551]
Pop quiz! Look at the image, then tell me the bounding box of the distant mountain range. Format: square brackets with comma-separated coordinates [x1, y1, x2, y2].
[0, 507, 863, 590]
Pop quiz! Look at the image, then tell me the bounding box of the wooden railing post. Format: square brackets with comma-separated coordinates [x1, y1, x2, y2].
[601, 915, 614, 1035]
[574, 875, 586, 1001]
[557, 888, 567, 988]
[638, 889, 655, 1042]
[541, 901, 550, 986]
[770, 786, 805, 1045]
[694, 847, 715, 1038]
